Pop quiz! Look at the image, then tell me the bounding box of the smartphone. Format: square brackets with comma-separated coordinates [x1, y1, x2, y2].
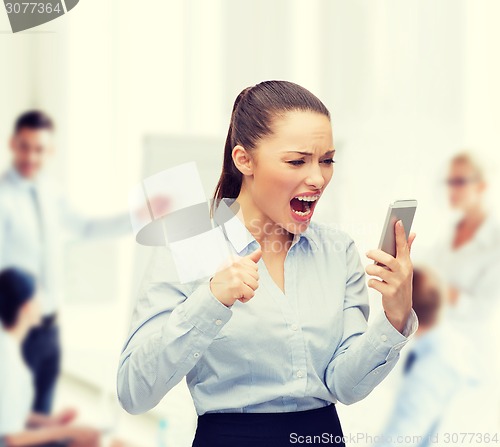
[375, 199, 417, 265]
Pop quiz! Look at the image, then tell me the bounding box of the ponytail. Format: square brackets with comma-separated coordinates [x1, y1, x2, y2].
[211, 87, 252, 215]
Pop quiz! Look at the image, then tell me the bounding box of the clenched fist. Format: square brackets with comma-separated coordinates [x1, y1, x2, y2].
[209, 247, 262, 307]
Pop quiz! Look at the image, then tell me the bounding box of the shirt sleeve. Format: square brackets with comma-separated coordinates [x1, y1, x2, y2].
[116, 245, 233, 415]
[324, 238, 419, 405]
[59, 195, 131, 239]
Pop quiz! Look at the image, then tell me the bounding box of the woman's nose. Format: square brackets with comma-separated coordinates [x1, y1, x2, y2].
[304, 165, 325, 189]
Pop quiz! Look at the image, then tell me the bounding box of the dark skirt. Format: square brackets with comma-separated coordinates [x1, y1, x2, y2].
[192, 403, 346, 447]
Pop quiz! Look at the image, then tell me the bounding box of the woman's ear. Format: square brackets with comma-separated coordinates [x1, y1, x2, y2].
[232, 145, 254, 176]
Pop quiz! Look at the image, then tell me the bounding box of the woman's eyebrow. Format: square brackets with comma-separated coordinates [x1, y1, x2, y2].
[283, 149, 335, 156]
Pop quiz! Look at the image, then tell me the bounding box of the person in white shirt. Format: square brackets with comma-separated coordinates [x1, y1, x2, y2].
[0, 267, 100, 447]
[425, 152, 500, 373]
[419, 151, 500, 432]
[0, 110, 132, 415]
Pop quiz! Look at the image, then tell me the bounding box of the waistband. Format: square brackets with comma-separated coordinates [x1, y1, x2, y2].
[193, 403, 344, 446]
[199, 402, 337, 422]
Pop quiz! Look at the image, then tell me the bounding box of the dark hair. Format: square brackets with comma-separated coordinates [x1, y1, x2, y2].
[14, 110, 54, 134]
[212, 80, 330, 211]
[0, 267, 36, 329]
[411, 266, 445, 327]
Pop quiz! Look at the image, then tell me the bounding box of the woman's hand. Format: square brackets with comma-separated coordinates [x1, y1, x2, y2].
[26, 408, 78, 429]
[209, 247, 262, 307]
[365, 220, 416, 333]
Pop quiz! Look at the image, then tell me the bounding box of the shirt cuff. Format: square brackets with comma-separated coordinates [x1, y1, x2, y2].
[400, 307, 419, 338]
[365, 308, 419, 362]
[178, 281, 233, 337]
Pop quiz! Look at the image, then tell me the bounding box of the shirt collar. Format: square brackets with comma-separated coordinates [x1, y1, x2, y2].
[214, 198, 319, 255]
[0, 327, 20, 351]
[450, 212, 497, 250]
[6, 165, 38, 191]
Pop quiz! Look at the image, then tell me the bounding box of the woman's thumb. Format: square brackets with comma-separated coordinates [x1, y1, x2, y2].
[245, 247, 262, 263]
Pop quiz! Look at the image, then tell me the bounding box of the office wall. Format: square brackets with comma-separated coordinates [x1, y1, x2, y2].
[2, 0, 499, 425]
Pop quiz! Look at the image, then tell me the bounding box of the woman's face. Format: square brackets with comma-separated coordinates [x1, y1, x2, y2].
[446, 160, 485, 211]
[243, 110, 334, 235]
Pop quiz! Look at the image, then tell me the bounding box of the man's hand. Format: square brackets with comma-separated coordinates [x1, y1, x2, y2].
[135, 195, 171, 221]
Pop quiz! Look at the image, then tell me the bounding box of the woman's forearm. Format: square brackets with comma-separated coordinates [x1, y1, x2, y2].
[117, 281, 232, 415]
[324, 309, 417, 405]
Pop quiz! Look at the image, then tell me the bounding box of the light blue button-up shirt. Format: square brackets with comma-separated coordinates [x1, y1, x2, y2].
[0, 166, 131, 315]
[117, 198, 418, 416]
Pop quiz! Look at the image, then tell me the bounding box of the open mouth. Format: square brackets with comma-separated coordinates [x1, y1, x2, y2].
[289, 194, 320, 221]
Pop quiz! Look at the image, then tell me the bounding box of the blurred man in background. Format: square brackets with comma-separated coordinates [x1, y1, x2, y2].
[0, 110, 132, 415]
[373, 266, 476, 447]
[0, 267, 101, 447]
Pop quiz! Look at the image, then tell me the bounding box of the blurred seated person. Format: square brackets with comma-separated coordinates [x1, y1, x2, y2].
[373, 265, 476, 447]
[0, 267, 100, 447]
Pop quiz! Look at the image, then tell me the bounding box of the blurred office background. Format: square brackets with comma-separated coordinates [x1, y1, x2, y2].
[1, 1, 500, 446]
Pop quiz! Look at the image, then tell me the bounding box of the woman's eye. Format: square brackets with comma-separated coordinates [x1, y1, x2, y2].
[288, 158, 335, 166]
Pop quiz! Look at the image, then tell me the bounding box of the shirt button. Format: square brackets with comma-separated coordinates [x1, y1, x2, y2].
[296, 370, 304, 378]
[194, 352, 200, 358]
[215, 319, 222, 326]
[380, 334, 388, 342]
[291, 323, 299, 331]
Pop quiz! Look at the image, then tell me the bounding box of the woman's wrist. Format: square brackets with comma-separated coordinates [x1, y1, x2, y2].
[385, 309, 411, 334]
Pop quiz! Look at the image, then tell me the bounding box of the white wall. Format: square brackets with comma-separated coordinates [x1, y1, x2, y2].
[2, 0, 499, 434]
